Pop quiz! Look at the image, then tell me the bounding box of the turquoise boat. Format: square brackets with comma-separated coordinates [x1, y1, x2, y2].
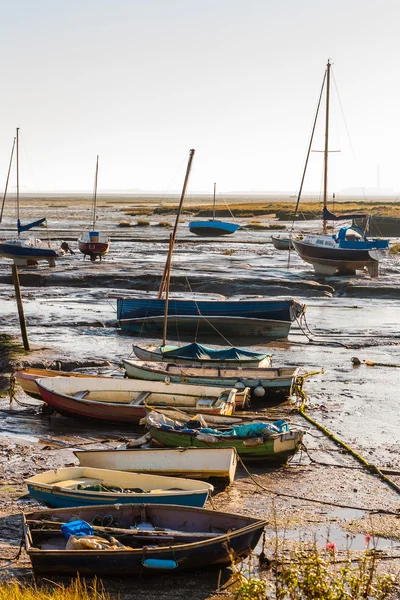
[25, 466, 213, 509]
[124, 359, 299, 401]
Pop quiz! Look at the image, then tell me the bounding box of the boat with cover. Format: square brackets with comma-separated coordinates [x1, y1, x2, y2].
[25, 466, 213, 508]
[35, 376, 247, 423]
[0, 129, 64, 266]
[131, 342, 272, 367]
[24, 503, 266, 575]
[78, 156, 110, 261]
[144, 411, 304, 463]
[189, 182, 240, 236]
[291, 61, 389, 277]
[123, 359, 299, 402]
[74, 447, 237, 483]
[13, 368, 100, 400]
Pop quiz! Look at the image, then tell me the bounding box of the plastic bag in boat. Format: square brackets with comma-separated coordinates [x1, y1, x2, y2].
[231, 420, 289, 438]
[66, 535, 132, 551]
[140, 411, 182, 429]
[196, 433, 220, 443]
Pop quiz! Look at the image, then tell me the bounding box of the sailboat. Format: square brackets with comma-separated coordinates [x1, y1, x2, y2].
[0, 128, 64, 267]
[117, 149, 305, 344]
[189, 183, 240, 236]
[292, 61, 389, 277]
[78, 155, 110, 261]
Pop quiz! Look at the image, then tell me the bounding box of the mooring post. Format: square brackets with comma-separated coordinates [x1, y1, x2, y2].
[11, 262, 30, 351]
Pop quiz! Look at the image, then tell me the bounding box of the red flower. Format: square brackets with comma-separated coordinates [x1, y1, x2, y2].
[365, 534, 372, 544]
[326, 542, 336, 552]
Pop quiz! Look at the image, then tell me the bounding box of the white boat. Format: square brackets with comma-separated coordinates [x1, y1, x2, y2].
[271, 234, 294, 250]
[36, 376, 249, 423]
[25, 466, 213, 508]
[123, 359, 299, 402]
[74, 447, 238, 483]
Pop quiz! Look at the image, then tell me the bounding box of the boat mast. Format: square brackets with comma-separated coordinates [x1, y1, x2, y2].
[323, 60, 331, 235]
[212, 182, 216, 221]
[16, 128, 20, 237]
[158, 148, 195, 298]
[0, 136, 16, 223]
[92, 155, 99, 230]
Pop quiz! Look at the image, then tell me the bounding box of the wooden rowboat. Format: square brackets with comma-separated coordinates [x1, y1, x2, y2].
[36, 377, 247, 424]
[271, 234, 294, 250]
[25, 466, 213, 508]
[13, 368, 100, 400]
[149, 425, 304, 464]
[74, 447, 238, 483]
[123, 360, 299, 401]
[24, 503, 266, 575]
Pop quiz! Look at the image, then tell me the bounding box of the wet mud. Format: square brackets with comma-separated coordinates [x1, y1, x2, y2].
[0, 199, 400, 597]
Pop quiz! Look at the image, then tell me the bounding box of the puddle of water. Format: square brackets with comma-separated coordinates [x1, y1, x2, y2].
[0, 430, 39, 443]
[270, 525, 400, 551]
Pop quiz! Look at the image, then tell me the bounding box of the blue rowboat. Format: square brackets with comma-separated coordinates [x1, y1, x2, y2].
[24, 503, 266, 576]
[189, 220, 240, 236]
[25, 467, 213, 509]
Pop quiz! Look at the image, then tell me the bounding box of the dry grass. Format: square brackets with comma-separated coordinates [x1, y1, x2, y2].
[135, 219, 150, 227]
[0, 578, 112, 600]
[389, 243, 400, 255]
[157, 221, 172, 227]
[118, 221, 132, 227]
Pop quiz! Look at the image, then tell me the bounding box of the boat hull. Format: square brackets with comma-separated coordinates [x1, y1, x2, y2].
[120, 314, 294, 341]
[123, 360, 299, 401]
[271, 235, 294, 250]
[0, 241, 61, 265]
[24, 503, 266, 576]
[78, 240, 109, 257]
[74, 447, 238, 483]
[149, 427, 303, 463]
[292, 238, 382, 275]
[189, 220, 240, 236]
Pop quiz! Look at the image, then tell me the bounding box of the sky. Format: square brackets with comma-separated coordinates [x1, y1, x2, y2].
[1, 0, 400, 195]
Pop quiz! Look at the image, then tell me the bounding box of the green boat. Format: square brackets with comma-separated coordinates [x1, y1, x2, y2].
[149, 426, 304, 464]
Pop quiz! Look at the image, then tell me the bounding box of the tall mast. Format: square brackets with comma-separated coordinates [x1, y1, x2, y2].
[323, 60, 331, 234]
[92, 155, 99, 230]
[16, 128, 20, 236]
[212, 182, 216, 221]
[0, 136, 16, 223]
[158, 148, 195, 298]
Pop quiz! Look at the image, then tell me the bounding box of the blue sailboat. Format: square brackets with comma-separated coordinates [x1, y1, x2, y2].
[0, 128, 63, 266]
[292, 61, 389, 277]
[189, 183, 240, 236]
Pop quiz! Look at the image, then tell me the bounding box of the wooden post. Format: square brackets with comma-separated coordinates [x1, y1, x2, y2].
[11, 263, 30, 351]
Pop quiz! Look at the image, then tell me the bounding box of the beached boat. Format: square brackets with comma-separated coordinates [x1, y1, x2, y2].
[0, 129, 64, 266]
[13, 368, 100, 400]
[74, 447, 237, 483]
[78, 156, 110, 261]
[271, 234, 294, 250]
[35, 376, 246, 423]
[147, 416, 304, 464]
[117, 297, 305, 340]
[189, 183, 240, 236]
[131, 342, 272, 367]
[123, 359, 299, 401]
[24, 503, 266, 575]
[26, 467, 213, 508]
[291, 61, 389, 277]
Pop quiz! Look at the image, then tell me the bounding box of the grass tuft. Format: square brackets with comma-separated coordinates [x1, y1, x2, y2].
[135, 219, 150, 227]
[0, 577, 112, 600]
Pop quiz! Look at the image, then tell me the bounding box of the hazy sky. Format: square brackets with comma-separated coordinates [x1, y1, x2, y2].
[1, 0, 399, 195]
